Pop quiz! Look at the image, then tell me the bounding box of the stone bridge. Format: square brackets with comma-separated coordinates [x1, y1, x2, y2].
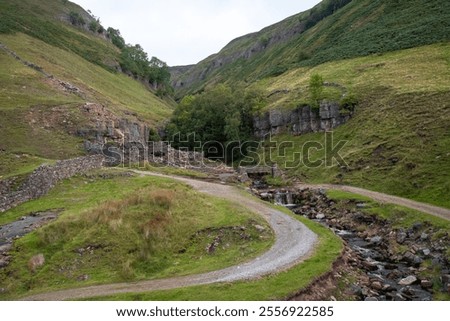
[238, 165, 281, 178]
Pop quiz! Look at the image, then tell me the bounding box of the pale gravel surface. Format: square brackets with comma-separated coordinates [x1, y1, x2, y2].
[22, 171, 318, 301]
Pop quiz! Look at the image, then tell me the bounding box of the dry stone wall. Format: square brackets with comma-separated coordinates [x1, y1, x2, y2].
[0, 155, 104, 213]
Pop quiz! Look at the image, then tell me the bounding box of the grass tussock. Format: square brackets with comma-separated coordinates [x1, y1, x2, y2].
[84, 189, 175, 230]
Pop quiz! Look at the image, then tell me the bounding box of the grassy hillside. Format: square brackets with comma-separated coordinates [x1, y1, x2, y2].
[172, 0, 450, 98]
[0, 0, 173, 164]
[0, 0, 119, 70]
[255, 43, 450, 208]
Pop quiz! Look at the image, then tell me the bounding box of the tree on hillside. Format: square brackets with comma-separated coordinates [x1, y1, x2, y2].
[106, 27, 125, 49]
[309, 73, 324, 109]
[119, 45, 172, 96]
[120, 44, 150, 78]
[148, 57, 170, 89]
[105, 28, 172, 96]
[88, 18, 104, 33]
[69, 11, 85, 26]
[167, 85, 265, 161]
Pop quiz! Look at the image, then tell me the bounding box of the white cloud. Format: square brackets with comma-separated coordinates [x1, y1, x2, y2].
[73, 0, 321, 66]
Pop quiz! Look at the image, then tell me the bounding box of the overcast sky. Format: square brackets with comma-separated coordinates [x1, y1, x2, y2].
[74, 0, 321, 66]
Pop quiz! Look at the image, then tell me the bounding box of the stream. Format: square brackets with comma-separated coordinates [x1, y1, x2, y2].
[0, 210, 60, 269]
[251, 180, 447, 301]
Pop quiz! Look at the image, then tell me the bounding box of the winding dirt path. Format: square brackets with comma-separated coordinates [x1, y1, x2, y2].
[298, 183, 450, 221]
[21, 171, 318, 301]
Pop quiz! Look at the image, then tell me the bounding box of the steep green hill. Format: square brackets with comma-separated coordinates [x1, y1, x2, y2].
[172, 0, 450, 98]
[0, 0, 121, 70]
[0, 0, 173, 166]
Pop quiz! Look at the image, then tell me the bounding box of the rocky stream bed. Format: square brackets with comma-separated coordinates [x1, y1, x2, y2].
[0, 210, 60, 270]
[250, 180, 450, 301]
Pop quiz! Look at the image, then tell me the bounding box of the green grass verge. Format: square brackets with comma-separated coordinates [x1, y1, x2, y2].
[84, 205, 343, 301]
[0, 152, 52, 178]
[327, 190, 450, 230]
[326, 190, 372, 203]
[127, 163, 209, 179]
[0, 170, 274, 299]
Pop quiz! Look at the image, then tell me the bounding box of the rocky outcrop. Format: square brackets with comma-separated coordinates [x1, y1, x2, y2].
[253, 102, 351, 138]
[0, 155, 104, 213]
[77, 103, 151, 154]
[0, 178, 15, 195]
[0, 44, 151, 155]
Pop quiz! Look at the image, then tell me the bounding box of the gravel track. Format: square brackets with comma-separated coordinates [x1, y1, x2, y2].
[299, 183, 450, 221]
[22, 171, 318, 301]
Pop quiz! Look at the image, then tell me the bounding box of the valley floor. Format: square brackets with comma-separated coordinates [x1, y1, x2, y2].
[15, 169, 449, 301]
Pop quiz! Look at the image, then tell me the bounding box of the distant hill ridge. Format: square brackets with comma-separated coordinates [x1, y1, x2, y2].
[171, 0, 450, 98]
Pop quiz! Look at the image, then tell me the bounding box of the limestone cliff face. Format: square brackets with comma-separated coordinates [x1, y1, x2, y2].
[77, 103, 151, 153]
[253, 102, 351, 138]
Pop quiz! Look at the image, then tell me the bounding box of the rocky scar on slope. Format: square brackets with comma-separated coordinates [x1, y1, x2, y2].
[251, 182, 450, 301]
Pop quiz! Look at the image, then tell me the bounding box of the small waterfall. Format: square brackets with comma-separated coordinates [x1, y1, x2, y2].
[274, 192, 285, 205]
[274, 191, 297, 209]
[286, 191, 294, 205]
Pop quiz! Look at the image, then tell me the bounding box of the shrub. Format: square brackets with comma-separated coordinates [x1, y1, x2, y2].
[297, 50, 311, 62]
[107, 27, 125, 49]
[148, 128, 161, 142]
[340, 92, 358, 113]
[88, 20, 98, 32]
[263, 65, 288, 78]
[259, 36, 270, 48]
[149, 190, 175, 209]
[88, 19, 104, 34]
[69, 11, 85, 26]
[309, 73, 324, 109]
